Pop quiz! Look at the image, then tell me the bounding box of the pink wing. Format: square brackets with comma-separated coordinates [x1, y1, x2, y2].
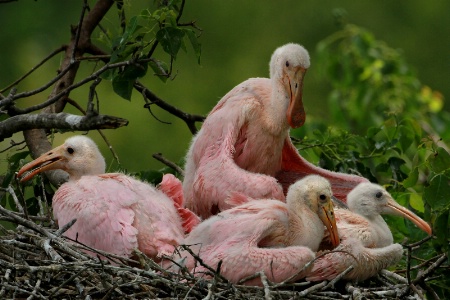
[306, 240, 403, 282]
[181, 200, 315, 285]
[158, 173, 201, 233]
[307, 209, 403, 281]
[183, 79, 286, 219]
[190, 123, 285, 218]
[121, 174, 185, 258]
[319, 208, 374, 249]
[158, 173, 184, 207]
[277, 138, 368, 202]
[53, 175, 139, 257]
[225, 192, 256, 207]
[53, 173, 185, 259]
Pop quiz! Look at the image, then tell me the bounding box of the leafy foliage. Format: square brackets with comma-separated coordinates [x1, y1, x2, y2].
[294, 17, 450, 298]
[316, 12, 447, 136]
[98, 0, 202, 100]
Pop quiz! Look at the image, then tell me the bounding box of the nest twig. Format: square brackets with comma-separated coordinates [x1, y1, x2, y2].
[0, 186, 444, 299]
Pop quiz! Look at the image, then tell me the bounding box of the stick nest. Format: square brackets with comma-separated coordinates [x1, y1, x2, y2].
[0, 187, 445, 300]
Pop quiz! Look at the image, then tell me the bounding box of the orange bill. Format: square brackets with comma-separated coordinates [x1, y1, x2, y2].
[384, 197, 432, 235]
[318, 197, 340, 247]
[286, 67, 307, 128]
[17, 145, 68, 182]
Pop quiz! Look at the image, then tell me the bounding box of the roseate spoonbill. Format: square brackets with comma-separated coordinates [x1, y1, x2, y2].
[183, 43, 367, 219]
[306, 182, 432, 282]
[175, 175, 339, 285]
[17, 136, 187, 261]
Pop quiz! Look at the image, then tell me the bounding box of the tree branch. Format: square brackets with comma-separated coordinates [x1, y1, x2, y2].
[1, 113, 128, 142]
[134, 81, 205, 135]
[22, 0, 114, 187]
[7, 60, 150, 115]
[0, 46, 67, 94]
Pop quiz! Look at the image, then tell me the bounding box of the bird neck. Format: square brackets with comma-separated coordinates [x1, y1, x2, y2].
[287, 207, 323, 251]
[368, 215, 394, 247]
[262, 79, 290, 135]
[67, 165, 104, 182]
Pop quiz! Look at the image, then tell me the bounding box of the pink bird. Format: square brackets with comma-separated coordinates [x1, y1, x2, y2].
[183, 43, 367, 219]
[175, 175, 340, 286]
[17, 136, 188, 261]
[306, 182, 432, 282]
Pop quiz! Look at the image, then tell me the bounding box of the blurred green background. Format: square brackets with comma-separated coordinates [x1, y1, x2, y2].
[0, 0, 448, 173]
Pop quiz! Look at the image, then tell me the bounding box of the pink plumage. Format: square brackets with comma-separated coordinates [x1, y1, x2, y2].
[183, 43, 367, 219]
[175, 175, 340, 286]
[158, 173, 201, 233]
[18, 136, 186, 261]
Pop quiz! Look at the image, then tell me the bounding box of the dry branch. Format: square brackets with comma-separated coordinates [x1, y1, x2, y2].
[135, 81, 205, 135]
[21, 0, 114, 187]
[0, 112, 128, 142]
[0, 184, 447, 299]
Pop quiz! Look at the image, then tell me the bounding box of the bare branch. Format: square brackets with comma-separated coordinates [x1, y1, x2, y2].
[0, 46, 67, 94]
[0, 64, 72, 109]
[152, 153, 185, 176]
[22, 0, 114, 187]
[134, 81, 205, 135]
[8, 60, 141, 115]
[1, 112, 128, 142]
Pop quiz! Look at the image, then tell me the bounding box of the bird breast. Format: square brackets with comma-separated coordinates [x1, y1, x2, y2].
[233, 122, 287, 175]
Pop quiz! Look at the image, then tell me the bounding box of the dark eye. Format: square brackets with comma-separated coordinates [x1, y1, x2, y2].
[285, 61, 289, 67]
[319, 194, 326, 200]
[67, 147, 75, 154]
[375, 191, 383, 199]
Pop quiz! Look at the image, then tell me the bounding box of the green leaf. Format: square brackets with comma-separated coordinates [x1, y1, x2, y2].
[184, 28, 201, 64]
[156, 27, 185, 58]
[433, 210, 449, 250]
[110, 17, 143, 63]
[2, 151, 30, 188]
[112, 63, 148, 100]
[123, 16, 141, 45]
[112, 77, 134, 100]
[388, 156, 407, 180]
[428, 147, 450, 174]
[423, 173, 450, 211]
[366, 126, 381, 138]
[403, 167, 419, 188]
[123, 63, 148, 79]
[409, 192, 424, 213]
[398, 125, 415, 153]
[149, 60, 169, 83]
[100, 68, 116, 80]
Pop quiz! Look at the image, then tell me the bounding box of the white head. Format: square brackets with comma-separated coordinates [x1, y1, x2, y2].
[286, 175, 339, 247]
[270, 43, 310, 79]
[347, 182, 432, 235]
[18, 136, 106, 181]
[269, 43, 310, 129]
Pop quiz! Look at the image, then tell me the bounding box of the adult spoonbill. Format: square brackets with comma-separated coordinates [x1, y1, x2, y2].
[17, 136, 190, 261]
[306, 182, 432, 281]
[175, 175, 339, 286]
[183, 43, 367, 219]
